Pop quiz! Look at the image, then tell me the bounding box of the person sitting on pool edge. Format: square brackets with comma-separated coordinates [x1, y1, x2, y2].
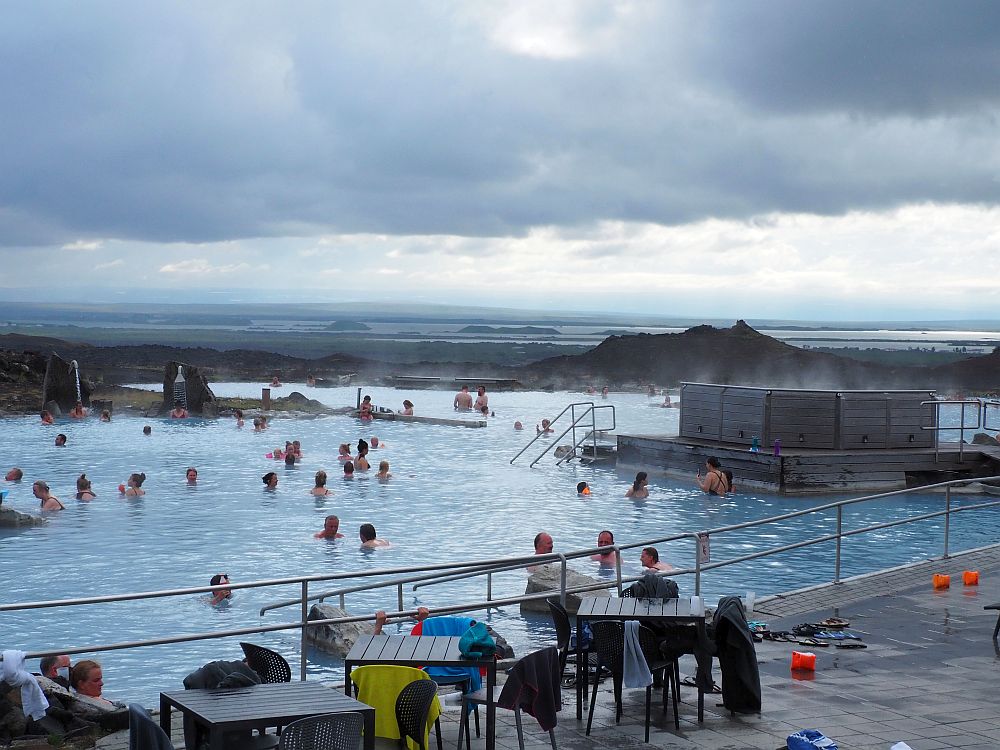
[34, 480, 65, 511]
[360, 523, 391, 548]
[640, 547, 674, 572]
[38, 654, 71, 689]
[169, 400, 188, 419]
[315, 515, 344, 539]
[71, 660, 120, 707]
[209, 573, 232, 605]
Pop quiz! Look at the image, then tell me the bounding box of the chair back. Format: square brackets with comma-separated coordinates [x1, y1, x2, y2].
[395, 679, 439, 750]
[240, 642, 292, 683]
[590, 621, 625, 679]
[278, 713, 364, 750]
[129, 703, 175, 750]
[637, 623, 669, 670]
[545, 599, 571, 651]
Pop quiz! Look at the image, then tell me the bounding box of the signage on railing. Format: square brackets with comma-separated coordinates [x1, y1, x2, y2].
[697, 533, 711, 564]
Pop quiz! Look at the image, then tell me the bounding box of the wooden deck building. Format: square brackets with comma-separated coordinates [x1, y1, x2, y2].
[617, 383, 1000, 494]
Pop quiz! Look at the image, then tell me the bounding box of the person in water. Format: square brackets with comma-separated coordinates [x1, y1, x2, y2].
[640, 547, 674, 572]
[454, 386, 473, 411]
[169, 401, 188, 419]
[474, 386, 488, 412]
[355, 441, 370, 471]
[359, 395, 374, 421]
[100, 410, 111, 422]
[5, 467, 23, 481]
[360, 523, 391, 548]
[590, 529, 619, 566]
[697, 457, 730, 495]
[76, 474, 97, 500]
[209, 573, 232, 605]
[262, 471, 278, 490]
[34, 480, 65, 511]
[122, 473, 146, 497]
[40, 410, 54, 425]
[577, 481, 591, 496]
[337, 443, 352, 462]
[69, 401, 87, 419]
[514, 421, 523, 430]
[271, 375, 282, 387]
[370, 436, 381, 448]
[533, 531, 554, 555]
[626, 471, 649, 499]
[537, 419, 554, 434]
[376, 460, 392, 480]
[54, 433, 67, 447]
[142, 425, 152, 436]
[315, 515, 344, 539]
[399, 400, 414, 416]
[186, 467, 198, 484]
[343, 461, 355, 479]
[311, 470, 332, 496]
[234, 409, 244, 428]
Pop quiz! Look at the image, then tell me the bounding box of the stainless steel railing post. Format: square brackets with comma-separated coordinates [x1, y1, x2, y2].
[944, 487, 951, 559]
[559, 554, 568, 607]
[300, 580, 308, 681]
[487, 572, 492, 603]
[339, 593, 345, 609]
[614, 546, 623, 596]
[834, 506, 843, 584]
[693, 535, 702, 596]
[397, 583, 404, 612]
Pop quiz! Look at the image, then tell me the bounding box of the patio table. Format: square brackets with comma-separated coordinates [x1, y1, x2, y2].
[574, 596, 706, 721]
[160, 680, 375, 750]
[345, 634, 497, 750]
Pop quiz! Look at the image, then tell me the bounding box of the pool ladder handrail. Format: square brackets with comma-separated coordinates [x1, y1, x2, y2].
[509, 401, 616, 467]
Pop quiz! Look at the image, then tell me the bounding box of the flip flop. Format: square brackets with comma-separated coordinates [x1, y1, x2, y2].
[680, 676, 722, 693]
[835, 642, 867, 649]
[792, 624, 820, 637]
[814, 631, 846, 639]
[817, 617, 850, 629]
[796, 638, 829, 647]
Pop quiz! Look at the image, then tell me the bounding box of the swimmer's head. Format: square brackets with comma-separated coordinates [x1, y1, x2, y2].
[343, 461, 354, 476]
[378, 460, 389, 473]
[706, 456, 721, 469]
[5, 467, 22, 481]
[577, 481, 590, 495]
[128, 472, 146, 487]
[262, 471, 278, 487]
[315, 470, 327, 487]
[362, 395, 371, 403]
[186, 467, 198, 482]
[55, 433, 67, 446]
[597, 529, 614, 547]
[514, 421, 523, 430]
[143, 425, 152, 435]
[359, 522, 377, 542]
[76, 474, 92, 492]
[370, 437, 379, 448]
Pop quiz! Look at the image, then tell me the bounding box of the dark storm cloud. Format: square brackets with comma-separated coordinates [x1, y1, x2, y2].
[1, 1, 999, 249]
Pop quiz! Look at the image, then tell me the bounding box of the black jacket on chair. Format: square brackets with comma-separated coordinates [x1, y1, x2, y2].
[712, 596, 761, 713]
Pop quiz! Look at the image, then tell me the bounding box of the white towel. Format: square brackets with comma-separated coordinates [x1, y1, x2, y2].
[1, 649, 49, 720]
[622, 621, 653, 688]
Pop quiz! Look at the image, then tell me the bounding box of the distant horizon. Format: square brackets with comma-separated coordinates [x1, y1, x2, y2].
[1, 294, 999, 330]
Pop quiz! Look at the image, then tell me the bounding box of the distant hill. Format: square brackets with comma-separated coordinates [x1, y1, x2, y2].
[458, 325, 560, 335]
[596, 329, 633, 336]
[526, 321, 910, 389]
[0, 333, 88, 351]
[324, 321, 371, 331]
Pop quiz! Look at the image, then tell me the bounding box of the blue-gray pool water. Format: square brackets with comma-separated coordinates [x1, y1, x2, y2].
[1, 385, 994, 703]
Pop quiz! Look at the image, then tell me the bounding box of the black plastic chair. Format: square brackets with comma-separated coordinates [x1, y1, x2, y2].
[395, 679, 443, 750]
[638, 624, 680, 734]
[586, 621, 670, 742]
[129, 703, 175, 750]
[458, 647, 560, 750]
[546, 598, 597, 681]
[278, 713, 364, 750]
[241, 642, 292, 684]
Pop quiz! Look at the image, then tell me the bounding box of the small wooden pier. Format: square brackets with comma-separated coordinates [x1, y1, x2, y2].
[617, 383, 1000, 494]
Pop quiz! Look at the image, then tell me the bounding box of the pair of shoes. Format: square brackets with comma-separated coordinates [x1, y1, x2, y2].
[764, 631, 794, 643]
[792, 624, 820, 637]
[816, 617, 850, 629]
[796, 638, 829, 647]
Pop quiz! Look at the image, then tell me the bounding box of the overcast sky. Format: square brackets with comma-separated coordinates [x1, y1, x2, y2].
[3, 1, 999, 320]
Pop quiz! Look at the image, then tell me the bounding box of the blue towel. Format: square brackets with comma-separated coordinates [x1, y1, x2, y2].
[420, 617, 482, 693]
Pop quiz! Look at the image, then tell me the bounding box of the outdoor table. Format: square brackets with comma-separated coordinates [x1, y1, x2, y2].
[345, 634, 497, 750]
[160, 680, 375, 750]
[574, 596, 706, 721]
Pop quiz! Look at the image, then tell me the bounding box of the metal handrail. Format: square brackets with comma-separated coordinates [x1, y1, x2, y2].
[509, 401, 593, 464]
[6, 475, 1000, 676]
[555, 405, 617, 466]
[922, 399, 983, 462]
[983, 400, 1000, 433]
[509, 401, 615, 466]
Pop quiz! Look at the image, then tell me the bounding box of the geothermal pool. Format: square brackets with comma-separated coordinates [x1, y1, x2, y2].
[1, 384, 994, 703]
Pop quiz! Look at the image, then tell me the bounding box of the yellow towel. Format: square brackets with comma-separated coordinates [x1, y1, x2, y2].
[351, 665, 441, 750]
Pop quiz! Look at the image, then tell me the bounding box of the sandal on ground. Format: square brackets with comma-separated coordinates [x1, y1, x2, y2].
[835, 642, 868, 649]
[796, 638, 829, 647]
[792, 624, 820, 637]
[680, 676, 722, 693]
[817, 617, 850, 629]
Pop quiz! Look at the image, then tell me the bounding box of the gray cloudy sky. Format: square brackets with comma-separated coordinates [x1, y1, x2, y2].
[3, 1, 999, 318]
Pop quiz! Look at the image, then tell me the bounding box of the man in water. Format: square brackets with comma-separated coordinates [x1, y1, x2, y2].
[315, 515, 344, 539]
[170, 401, 189, 419]
[343, 461, 355, 479]
[640, 547, 674, 572]
[6, 467, 23, 481]
[474, 386, 488, 412]
[360, 523, 391, 548]
[186, 467, 198, 484]
[142, 425, 152, 435]
[533, 532, 553, 555]
[55, 433, 67, 447]
[454, 385, 473, 411]
[69, 401, 87, 419]
[39, 654, 71, 688]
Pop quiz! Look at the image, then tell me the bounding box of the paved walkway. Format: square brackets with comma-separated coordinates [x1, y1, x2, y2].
[97, 544, 1000, 750]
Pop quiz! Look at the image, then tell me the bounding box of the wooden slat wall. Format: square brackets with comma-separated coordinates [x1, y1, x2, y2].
[768, 393, 838, 449]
